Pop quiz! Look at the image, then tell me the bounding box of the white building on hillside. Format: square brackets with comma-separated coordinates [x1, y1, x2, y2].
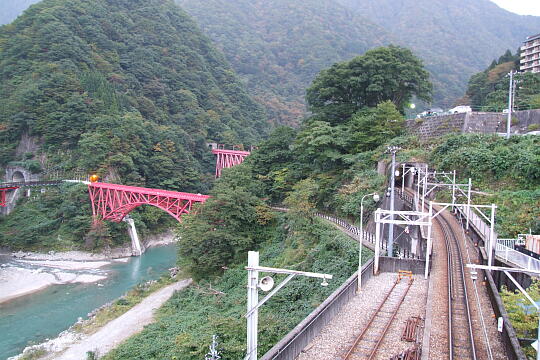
[521, 33, 540, 73]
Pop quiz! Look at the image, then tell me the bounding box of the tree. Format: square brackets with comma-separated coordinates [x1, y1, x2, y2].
[177, 164, 272, 279]
[306, 45, 432, 124]
[294, 121, 348, 172]
[347, 101, 405, 152]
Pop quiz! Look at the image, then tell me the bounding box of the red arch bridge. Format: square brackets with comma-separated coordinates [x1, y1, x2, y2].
[87, 182, 209, 223]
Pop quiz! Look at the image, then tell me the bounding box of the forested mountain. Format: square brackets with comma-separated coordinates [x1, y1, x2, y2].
[0, 0, 268, 249]
[177, 0, 540, 124]
[0, 0, 41, 25]
[0, 0, 267, 189]
[176, 0, 391, 126]
[8, 0, 539, 125]
[463, 49, 540, 112]
[338, 0, 540, 108]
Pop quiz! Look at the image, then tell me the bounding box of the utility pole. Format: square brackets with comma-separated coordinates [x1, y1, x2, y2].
[387, 146, 400, 257]
[245, 251, 332, 360]
[506, 70, 515, 139]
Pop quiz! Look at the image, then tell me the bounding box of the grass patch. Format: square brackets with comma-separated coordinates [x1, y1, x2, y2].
[103, 215, 372, 360]
[71, 273, 180, 335]
[19, 348, 48, 360]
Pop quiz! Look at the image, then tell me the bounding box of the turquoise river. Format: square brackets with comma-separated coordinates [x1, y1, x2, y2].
[0, 244, 177, 359]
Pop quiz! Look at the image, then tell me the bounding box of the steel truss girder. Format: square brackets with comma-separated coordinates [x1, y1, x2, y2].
[88, 182, 209, 223]
[212, 149, 250, 178]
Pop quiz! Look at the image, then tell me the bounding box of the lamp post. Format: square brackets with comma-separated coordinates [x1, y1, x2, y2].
[358, 192, 379, 292]
[245, 251, 332, 360]
[387, 146, 401, 257]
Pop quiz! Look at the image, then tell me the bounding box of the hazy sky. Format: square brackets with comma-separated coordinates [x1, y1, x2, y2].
[490, 0, 540, 16]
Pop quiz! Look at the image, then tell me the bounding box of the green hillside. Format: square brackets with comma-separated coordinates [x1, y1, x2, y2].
[177, 0, 540, 124]
[176, 0, 390, 126]
[0, 0, 268, 250]
[0, 0, 267, 185]
[7, 0, 540, 123]
[338, 0, 540, 107]
[463, 49, 540, 112]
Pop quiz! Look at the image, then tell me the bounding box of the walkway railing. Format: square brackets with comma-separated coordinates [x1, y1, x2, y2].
[316, 213, 381, 250]
[495, 242, 540, 272]
[272, 207, 419, 258]
[456, 204, 540, 272]
[316, 213, 421, 259]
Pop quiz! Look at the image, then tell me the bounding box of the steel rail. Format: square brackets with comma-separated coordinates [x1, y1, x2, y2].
[437, 213, 477, 360]
[343, 277, 413, 360]
[401, 187, 477, 359]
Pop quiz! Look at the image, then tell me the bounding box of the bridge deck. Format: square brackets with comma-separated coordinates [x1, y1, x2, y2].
[88, 182, 210, 202]
[0, 180, 65, 189]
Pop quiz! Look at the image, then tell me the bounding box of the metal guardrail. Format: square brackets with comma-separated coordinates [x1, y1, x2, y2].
[316, 213, 421, 259]
[316, 213, 381, 249]
[0, 180, 65, 188]
[497, 238, 525, 249]
[495, 243, 540, 272]
[261, 259, 374, 360]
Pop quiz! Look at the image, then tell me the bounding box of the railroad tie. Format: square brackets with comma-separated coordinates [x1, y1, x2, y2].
[401, 316, 423, 342]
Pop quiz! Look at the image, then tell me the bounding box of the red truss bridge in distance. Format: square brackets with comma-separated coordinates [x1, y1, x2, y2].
[0, 187, 19, 206]
[88, 182, 210, 223]
[211, 144, 254, 178]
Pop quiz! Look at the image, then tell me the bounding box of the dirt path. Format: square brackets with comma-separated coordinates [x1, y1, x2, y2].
[48, 279, 192, 360]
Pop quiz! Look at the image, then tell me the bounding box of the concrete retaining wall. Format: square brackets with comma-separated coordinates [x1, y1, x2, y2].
[406, 113, 465, 138]
[511, 109, 540, 133]
[260, 259, 374, 360]
[407, 109, 540, 139]
[378, 257, 426, 275]
[463, 112, 504, 134]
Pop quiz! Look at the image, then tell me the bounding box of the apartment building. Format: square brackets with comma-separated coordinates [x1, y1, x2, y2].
[521, 33, 540, 73]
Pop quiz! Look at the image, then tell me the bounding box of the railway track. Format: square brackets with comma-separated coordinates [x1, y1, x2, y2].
[436, 211, 477, 360]
[343, 272, 413, 360]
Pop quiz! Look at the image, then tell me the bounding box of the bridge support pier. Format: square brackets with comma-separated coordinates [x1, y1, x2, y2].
[123, 216, 144, 256]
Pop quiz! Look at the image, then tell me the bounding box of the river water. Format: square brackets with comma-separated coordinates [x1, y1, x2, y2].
[0, 244, 177, 359]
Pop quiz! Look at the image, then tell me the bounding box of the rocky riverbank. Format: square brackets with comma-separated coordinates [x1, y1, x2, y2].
[9, 279, 191, 360]
[0, 230, 178, 304]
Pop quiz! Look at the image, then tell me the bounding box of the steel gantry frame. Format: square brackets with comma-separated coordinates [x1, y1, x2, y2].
[87, 182, 209, 223]
[374, 208, 432, 278]
[374, 200, 497, 279]
[431, 202, 496, 266]
[415, 167, 472, 212]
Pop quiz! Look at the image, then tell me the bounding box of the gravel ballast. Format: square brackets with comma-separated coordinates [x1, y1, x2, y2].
[296, 272, 428, 360]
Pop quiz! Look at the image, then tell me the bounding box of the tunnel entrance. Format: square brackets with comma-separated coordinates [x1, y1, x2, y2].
[12, 171, 25, 183]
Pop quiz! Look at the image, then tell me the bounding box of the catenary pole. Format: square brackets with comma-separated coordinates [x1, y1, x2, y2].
[506, 70, 514, 140]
